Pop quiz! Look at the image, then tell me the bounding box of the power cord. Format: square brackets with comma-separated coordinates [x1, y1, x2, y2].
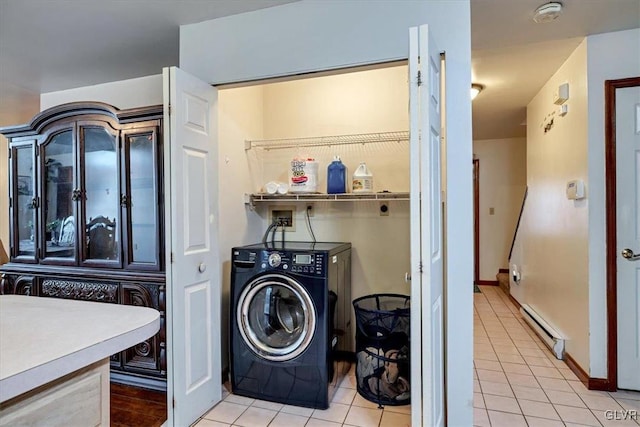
[262, 218, 279, 245]
[306, 205, 316, 243]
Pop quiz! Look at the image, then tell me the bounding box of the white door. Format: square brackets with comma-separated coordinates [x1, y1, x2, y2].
[617, 83, 640, 391]
[163, 66, 221, 426]
[409, 24, 445, 426]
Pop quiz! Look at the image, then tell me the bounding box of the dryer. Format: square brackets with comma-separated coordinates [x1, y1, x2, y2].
[230, 242, 352, 409]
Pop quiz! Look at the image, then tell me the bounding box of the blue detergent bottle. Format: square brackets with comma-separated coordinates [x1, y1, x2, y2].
[327, 156, 347, 194]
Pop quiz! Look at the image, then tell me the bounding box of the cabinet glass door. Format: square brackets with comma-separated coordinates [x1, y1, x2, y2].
[124, 129, 160, 269]
[81, 125, 121, 265]
[43, 129, 76, 262]
[12, 143, 36, 260]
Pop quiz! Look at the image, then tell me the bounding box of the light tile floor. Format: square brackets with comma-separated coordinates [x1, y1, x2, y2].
[192, 285, 639, 426]
[193, 370, 410, 427]
[474, 285, 640, 427]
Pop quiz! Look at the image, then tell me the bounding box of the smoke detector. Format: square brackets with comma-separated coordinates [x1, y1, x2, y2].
[533, 2, 563, 23]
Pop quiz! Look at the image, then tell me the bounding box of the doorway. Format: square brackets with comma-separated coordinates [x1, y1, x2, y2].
[605, 76, 640, 391]
[473, 158, 480, 287]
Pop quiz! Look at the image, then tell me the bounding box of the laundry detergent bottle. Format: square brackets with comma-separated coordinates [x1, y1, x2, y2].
[327, 156, 347, 194]
[352, 162, 373, 193]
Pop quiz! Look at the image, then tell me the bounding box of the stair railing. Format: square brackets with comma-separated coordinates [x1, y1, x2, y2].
[508, 187, 528, 262]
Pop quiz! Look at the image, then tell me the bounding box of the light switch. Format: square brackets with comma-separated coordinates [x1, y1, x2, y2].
[489, 207, 495, 215]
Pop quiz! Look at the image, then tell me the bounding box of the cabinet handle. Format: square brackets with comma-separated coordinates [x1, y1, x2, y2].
[120, 194, 128, 207]
[198, 263, 206, 273]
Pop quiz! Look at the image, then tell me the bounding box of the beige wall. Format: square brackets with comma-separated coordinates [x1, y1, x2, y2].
[260, 65, 412, 305]
[217, 86, 266, 369]
[514, 29, 640, 378]
[519, 40, 590, 370]
[473, 138, 526, 281]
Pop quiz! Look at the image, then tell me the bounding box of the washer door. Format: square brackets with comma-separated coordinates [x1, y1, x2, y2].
[237, 274, 316, 361]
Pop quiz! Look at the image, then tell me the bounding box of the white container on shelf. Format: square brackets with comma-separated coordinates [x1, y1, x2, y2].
[289, 158, 319, 193]
[352, 162, 373, 193]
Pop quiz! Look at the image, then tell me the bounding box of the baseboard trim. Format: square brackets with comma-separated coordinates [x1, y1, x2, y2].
[564, 352, 589, 386]
[498, 268, 509, 274]
[478, 280, 498, 286]
[508, 294, 521, 310]
[564, 352, 615, 391]
[588, 377, 615, 391]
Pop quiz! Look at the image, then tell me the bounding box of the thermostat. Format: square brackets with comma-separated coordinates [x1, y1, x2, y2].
[566, 179, 585, 200]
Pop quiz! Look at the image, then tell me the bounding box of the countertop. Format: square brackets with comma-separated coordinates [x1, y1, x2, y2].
[0, 295, 160, 402]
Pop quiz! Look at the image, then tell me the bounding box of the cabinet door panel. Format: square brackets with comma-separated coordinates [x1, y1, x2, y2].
[11, 143, 37, 262]
[123, 128, 161, 270]
[42, 129, 76, 263]
[80, 125, 121, 267]
[121, 283, 161, 374]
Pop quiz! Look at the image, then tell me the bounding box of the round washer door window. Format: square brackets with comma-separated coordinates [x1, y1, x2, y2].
[237, 274, 316, 361]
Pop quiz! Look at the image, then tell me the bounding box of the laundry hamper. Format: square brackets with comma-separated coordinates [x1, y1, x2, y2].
[352, 294, 410, 407]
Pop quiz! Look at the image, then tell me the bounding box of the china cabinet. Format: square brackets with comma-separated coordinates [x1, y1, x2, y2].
[0, 102, 166, 390]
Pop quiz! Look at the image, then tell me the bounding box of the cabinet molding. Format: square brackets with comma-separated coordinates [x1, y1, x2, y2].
[41, 279, 119, 303]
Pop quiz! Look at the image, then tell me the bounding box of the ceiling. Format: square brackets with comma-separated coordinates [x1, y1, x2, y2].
[1, 0, 639, 139]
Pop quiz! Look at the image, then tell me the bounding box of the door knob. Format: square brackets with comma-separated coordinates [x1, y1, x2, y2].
[198, 263, 207, 273]
[621, 248, 640, 261]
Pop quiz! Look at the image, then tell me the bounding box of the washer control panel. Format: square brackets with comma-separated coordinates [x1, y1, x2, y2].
[260, 251, 325, 276]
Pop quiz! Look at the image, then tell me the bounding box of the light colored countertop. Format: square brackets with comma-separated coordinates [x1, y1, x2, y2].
[0, 295, 160, 402]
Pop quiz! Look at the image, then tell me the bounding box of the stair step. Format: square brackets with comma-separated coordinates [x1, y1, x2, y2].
[496, 272, 509, 294]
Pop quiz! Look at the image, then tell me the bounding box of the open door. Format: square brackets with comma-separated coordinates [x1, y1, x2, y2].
[163, 66, 221, 426]
[409, 24, 445, 426]
[614, 81, 640, 391]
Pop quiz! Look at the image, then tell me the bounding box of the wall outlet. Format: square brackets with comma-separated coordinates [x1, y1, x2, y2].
[269, 206, 296, 231]
[306, 204, 314, 217]
[380, 202, 389, 216]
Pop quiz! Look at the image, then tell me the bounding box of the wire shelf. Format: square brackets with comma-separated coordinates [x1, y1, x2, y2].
[248, 192, 410, 205]
[245, 131, 409, 151]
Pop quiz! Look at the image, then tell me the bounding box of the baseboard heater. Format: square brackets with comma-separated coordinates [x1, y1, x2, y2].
[520, 304, 565, 359]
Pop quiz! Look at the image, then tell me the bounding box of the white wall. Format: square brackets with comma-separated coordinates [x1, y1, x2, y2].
[41, 75, 163, 110]
[473, 138, 526, 281]
[181, 2, 473, 423]
[585, 28, 640, 378]
[522, 40, 590, 370]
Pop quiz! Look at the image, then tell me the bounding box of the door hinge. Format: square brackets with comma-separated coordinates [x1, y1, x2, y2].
[170, 252, 174, 263]
[9, 197, 12, 208]
[168, 104, 172, 116]
[419, 262, 423, 273]
[417, 70, 423, 87]
[173, 397, 176, 408]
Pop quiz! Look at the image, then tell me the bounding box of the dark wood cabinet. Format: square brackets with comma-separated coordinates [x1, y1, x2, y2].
[0, 102, 166, 391]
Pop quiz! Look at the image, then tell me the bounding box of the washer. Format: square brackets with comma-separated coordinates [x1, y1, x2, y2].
[230, 242, 352, 409]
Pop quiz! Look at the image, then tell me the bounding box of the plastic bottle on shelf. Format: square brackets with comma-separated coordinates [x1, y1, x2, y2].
[327, 156, 347, 194]
[352, 162, 373, 193]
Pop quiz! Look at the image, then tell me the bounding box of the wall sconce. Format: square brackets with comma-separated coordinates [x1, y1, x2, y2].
[471, 84, 484, 100]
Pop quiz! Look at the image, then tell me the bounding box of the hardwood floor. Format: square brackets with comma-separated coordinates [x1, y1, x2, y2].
[110, 383, 167, 427]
